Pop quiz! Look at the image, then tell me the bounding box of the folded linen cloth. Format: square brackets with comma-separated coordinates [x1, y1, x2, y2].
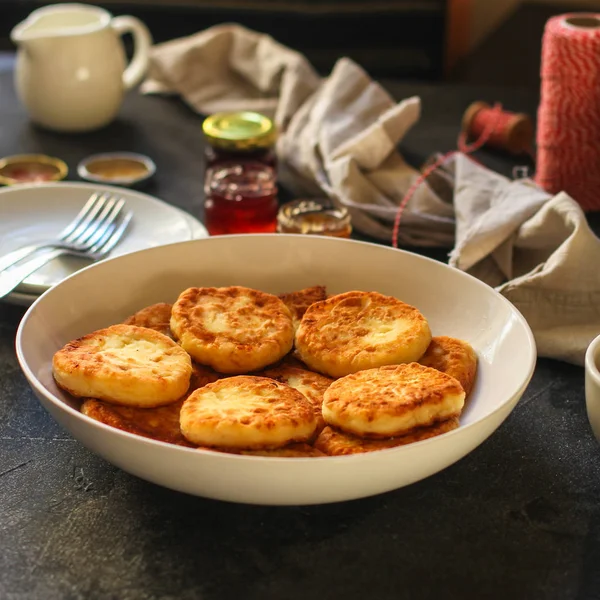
[141, 23, 321, 131]
[142, 24, 600, 366]
[446, 154, 600, 366]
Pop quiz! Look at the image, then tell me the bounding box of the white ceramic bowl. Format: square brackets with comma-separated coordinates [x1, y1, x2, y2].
[585, 333, 600, 441]
[16, 235, 537, 505]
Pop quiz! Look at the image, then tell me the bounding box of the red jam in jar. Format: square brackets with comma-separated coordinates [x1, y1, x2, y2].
[204, 162, 278, 235]
[202, 111, 277, 172]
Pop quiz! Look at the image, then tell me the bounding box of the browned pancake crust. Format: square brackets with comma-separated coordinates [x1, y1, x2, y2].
[238, 443, 326, 457]
[189, 362, 223, 391]
[170, 286, 294, 373]
[314, 419, 460, 455]
[295, 290, 432, 377]
[180, 376, 317, 449]
[279, 285, 327, 329]
[322, 363, 465, 438]
[258, 365, 333, 434]
[276, 351, 309, 370]
[123, 303, 173, 338]
[419, 336, 478, 396]
[81, 398, 195, 447]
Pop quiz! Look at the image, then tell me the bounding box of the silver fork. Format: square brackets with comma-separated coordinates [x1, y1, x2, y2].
[0, 210, 133, 299]
[0, 192, 116, 273]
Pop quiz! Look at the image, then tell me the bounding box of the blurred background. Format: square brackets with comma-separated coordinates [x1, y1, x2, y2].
[0, 0, 598, 86]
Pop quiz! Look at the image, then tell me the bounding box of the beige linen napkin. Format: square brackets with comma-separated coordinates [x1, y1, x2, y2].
[448, 154, 600, 366]
[142, 24, 600, 365]
[277, 57, 455, 247]
[141, 23, 320, 130]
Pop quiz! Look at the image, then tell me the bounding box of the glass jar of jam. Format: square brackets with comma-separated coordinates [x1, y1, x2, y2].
[277, 199, 352, 238]
[202, 111, 277, 171]
[204, 162, 278, 235]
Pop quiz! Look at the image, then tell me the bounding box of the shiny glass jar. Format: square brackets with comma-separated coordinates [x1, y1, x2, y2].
[277, 199, 352, 238]
[202, 111, 277, 171]
[204, 162, 278, 235]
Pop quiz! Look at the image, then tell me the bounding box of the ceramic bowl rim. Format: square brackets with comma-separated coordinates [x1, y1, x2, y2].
[586, 333, 600, 386]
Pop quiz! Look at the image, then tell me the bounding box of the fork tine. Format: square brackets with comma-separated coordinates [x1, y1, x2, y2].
[87, 207, 122, 253]
[0, 192, 130, 279]
[74, 197, 118, 248]
[95, 210, 133, 257]
[58, 192, 101, 240]
[86, 197, 126, 251]
[63, 193, 110, 244]
[0, 192, 107, 274]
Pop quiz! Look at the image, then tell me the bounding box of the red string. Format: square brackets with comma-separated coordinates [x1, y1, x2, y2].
[458, 107, 517, 153]
[391, 103, 504, 249]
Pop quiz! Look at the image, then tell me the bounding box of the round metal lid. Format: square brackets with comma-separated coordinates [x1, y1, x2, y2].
[202, 111, 277, 150]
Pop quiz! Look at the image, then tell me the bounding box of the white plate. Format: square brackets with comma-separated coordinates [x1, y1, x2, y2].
[3, 207, 208, 307]
[0, 182, 208, 301]
[16, 235, 537, 506]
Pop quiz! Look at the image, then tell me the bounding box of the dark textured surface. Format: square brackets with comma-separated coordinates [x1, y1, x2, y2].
[1, 54, 600, 600]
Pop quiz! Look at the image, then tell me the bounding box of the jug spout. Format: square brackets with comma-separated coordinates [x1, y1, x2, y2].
[11, 12, 53, 57]
[11, 4, 111, 45]
[10, 15, 39, 46]
[10, 18, 46, 58]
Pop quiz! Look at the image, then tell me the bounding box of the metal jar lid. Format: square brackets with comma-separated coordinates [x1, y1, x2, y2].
[202, 111, 277, 151]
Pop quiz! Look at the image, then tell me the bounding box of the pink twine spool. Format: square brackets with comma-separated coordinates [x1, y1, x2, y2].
[536, 13, 600, 212]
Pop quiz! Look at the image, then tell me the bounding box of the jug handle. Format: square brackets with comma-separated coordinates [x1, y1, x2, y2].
[111, 16, 152, 91]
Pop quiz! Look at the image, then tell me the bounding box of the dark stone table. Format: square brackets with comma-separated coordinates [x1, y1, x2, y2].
[1, 54, 600, 600]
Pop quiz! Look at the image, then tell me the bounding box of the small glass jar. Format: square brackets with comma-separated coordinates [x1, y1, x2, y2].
[202, 111, 277, 172]
[204, 162, 278, 235]
[277, 199, 352, 238]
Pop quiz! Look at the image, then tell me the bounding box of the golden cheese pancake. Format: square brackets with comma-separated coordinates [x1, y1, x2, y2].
[314, 419, 460, 456]
[171, 286, 294, 374]
[419, 336, 478, 396]
[180, 376, 317, 449]
[81, 398, 195, 447]
[258, 365, 333, 434]
[279, 285, 327, 330]
[238, 443, 326, 457]
[295, 291, 432, 378]
[322, 363, 465, 438]
[122, 303, 173, 338]
[53, 324, 192, 407]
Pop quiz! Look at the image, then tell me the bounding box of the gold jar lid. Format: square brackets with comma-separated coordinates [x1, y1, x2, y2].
[0, 154, 68, 185]
[277, 199, 352, 238]
[202, 111, 277, 151]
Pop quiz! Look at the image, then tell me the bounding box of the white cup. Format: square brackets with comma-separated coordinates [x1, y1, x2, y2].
[585, 333, 600, 440]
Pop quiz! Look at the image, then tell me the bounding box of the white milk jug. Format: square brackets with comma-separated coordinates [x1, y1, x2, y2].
[11, 3, 152, 132]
